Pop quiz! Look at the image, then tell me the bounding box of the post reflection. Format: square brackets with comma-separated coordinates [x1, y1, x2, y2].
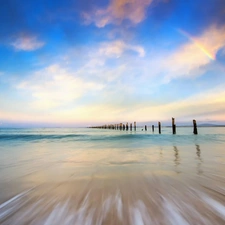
[173, 146, 181, 173]
[196, 144, 201, 158]
[196, 144, 203, 175]
[159, 147, 163, 159]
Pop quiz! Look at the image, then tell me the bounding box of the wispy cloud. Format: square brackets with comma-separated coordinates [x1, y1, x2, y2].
[98, 40, 145, 57]
[114, 84, 225, 122]
[17, 64, 104, 110]
[4, 83, 225, 124]
[3, 24, 225, 125]
[11, 35, 45, 51]
[162, 25, 225, 82]
[83, 0, 154, 27]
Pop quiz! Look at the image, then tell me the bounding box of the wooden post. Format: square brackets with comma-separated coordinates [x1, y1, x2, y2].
[158, 122, 161, 134]
[120, 123, 122, 130]
[145, 125, 147, 131]
[172, 117, 176, 134]
[134, 122, 136, 131]
[193, 119, 198, 135]
[126, 123, 128, 131]
[152, 125, 154, 132]
[130, 123, 132, 131]
[123, 124, 125, 130]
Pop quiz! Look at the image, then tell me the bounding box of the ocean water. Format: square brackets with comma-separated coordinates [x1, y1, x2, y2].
[0, 127, 225, 224]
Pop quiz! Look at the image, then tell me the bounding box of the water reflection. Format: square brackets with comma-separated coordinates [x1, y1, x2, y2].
[196, 144, 201, 158]
[196, 144, 203, 175]
[173, 146, 181, 174]
[159, 147, 163, 160]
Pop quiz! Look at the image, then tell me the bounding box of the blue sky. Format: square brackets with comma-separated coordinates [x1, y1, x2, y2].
[1, 0, 225, 127]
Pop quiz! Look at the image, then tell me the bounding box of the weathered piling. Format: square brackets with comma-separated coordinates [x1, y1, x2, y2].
[120, 123, 122, 130]
[130, 123, 132, 131]
[134, 122, 136, 131]
[126, 123, 128, 131]
[145, 125, 147, 131]
[123, 124, 125, 130]
[158, 122, 161, 134]
[152, 125, 154, 132]
[193, 119, 198, 135]
[172, 117, 176, 134]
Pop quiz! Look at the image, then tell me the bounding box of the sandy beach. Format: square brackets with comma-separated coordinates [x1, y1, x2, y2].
[0, 127, 225, 224]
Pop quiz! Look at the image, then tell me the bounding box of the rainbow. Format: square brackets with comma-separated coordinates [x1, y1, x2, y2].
[177, 28, 215, 60]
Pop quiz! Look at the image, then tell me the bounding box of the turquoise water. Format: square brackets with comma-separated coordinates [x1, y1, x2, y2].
[0, 127, 225, 224]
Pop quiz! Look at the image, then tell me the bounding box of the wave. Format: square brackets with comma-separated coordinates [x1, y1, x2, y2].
[0, 134, 89, 141]
[0, 131, 224, 144]
[0, 133, 152, 142]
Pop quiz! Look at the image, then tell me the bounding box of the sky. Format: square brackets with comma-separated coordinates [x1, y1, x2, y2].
[0, 0, 225, 127]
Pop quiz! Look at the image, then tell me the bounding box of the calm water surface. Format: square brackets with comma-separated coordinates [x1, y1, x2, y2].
[0, 127, 225, 224]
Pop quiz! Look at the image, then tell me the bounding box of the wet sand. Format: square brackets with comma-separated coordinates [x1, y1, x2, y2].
[1, 173, 225, 225]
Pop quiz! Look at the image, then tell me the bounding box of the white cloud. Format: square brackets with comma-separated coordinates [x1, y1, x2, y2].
[2, 82, 225, 125]
[12, 39, 145, 113]
[83, 0, 154, 27]
[115, 84, 225, 122]
[153, 25, 225, 83]
[3, 24, 225, 125]
[17, 64, 104, 110]
[11, 35, 45, 51]
[98, 40, 145, 57]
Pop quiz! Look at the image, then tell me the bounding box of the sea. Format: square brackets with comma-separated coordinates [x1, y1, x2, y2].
[0, 127, 225, 225]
